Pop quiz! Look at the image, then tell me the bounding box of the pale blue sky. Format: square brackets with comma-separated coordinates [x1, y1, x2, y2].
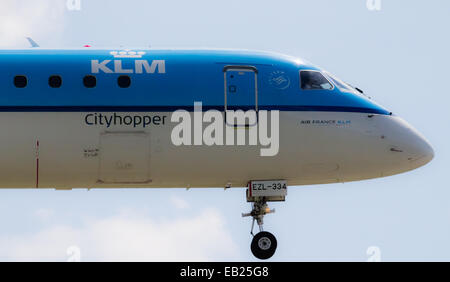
[0, 0, 448, 261]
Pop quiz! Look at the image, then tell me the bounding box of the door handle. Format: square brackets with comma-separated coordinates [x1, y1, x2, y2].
[229, 85, 237, 93]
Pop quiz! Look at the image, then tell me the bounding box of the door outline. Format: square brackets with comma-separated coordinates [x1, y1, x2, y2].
[97, 131, 152, 184]
[223, 65, 258, 127]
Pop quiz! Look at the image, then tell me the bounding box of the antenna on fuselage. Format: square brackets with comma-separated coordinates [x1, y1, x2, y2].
[26, 37, 40, 48]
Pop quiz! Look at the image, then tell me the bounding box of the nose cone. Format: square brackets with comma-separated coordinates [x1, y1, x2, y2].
[385, 116, 434, 172]
[404, 128, 434, 168]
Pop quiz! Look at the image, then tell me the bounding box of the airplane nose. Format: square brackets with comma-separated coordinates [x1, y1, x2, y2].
[386, 116, 434, 170]
[405, 130, 434, 166]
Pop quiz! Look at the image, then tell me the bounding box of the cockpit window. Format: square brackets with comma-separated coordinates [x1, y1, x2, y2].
[323, 71, 357, 93]
[300, 70, 333, 90]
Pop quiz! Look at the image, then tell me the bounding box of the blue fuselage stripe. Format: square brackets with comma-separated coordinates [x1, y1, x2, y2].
[0, 105, 390, 115]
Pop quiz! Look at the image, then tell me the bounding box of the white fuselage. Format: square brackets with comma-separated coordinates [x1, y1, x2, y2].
[0, 111, 433, 189]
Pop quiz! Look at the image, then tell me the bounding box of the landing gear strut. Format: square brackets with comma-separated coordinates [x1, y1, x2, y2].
[242, 198, 277, 260]
[242, 180, 287, 260]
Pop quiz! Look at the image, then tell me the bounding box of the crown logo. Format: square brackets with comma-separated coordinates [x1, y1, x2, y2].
[110, 50, 146, 58]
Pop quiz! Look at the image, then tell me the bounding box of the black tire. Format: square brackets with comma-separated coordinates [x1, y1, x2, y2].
[251, 231, 277, 260]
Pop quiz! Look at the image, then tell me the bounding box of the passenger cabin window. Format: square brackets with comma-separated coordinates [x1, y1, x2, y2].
[118, 75, 131, 88]
[300, 71, 333, 90]
[49, 75, 62, 88]
[83, 75, 97, 88]
[14, 75, 28, 88]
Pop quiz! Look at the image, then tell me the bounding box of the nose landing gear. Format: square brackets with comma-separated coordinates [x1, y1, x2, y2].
[242, 198, 278, 260]
[242, 180, 287, 260]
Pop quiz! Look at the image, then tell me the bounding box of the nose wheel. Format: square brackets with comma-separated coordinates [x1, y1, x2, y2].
[251, 231, 277, 260]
